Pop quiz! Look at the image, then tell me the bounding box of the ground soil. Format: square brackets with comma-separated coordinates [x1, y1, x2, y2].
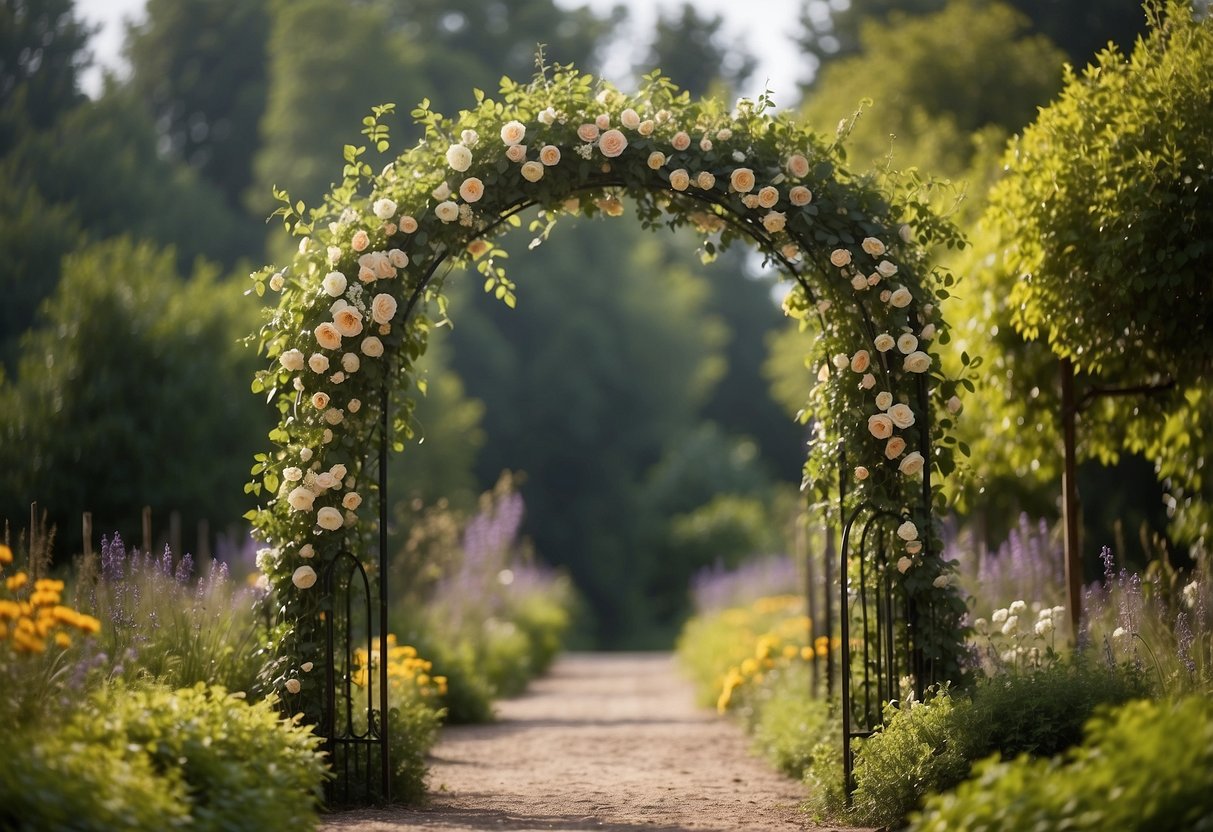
[320, 652, 852, 832]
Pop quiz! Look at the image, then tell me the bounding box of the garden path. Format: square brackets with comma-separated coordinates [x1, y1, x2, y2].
[320, 652, 844, 832]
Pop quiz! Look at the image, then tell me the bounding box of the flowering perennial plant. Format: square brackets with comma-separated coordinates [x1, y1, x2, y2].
[246, 66, 970, 722]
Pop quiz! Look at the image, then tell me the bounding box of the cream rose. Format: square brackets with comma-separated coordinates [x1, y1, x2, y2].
[620, 108, 640, 129]
[850, 350, 871, 373]
[311, 392, 331, 411]
[696, 171, 716, 190]
[874, 333, 895, 352]
[287, 486, 316, 512]
[446, 144, 472, 171]
[595, 113, 610, 129]
[459, 177, 484, 203]
[647, 151, 666, 169]
[889, 287, 913, 308]
[757, 186, 779, 209]
[897, 556, 913, 574]
[875, 391, 893, 411]
[598, 129, 627, 158]
[638, 119, 655, 136]
[285, 678, 302, 694]
[781, 243, 800, 262]
[786, 154, 810, 178]
[313, 471, 337, 490]
[899, 224, 914, 243]
[729, 167, 756, 193]
[860, 373, 876, 389]
[351, 230, 369, 252]
[361, 336, 384, 358]
[299, 543, 315, 559]
[832, 353, 849, 369]
[322, 271, 347, 297]
[897, 333, 919, 354]
[399, 215, 418, 233]
[333, 307, 364, 338]
[671, 131, 691, 151]
[505, 144, 527, 163]
[323, 408, 344, 425]
[577, 123, 600, 143]
[539, 145, 561, 166]
[903, 351, 932, 373]
[920, 323, 936, 341]
[371, 293, 397, 325]
[906, 540, 923, 554]
[788, 185, 812, 206]
[520, 161, 544, 183]
[861, 237, 886, 256]
[933, 575, 951, 589]
[301, 661, 314, 672]
[308, 353, 329, 374]
[897, 521, 919, 541]
[762, 211, 786, 233]
[291, 563, 319, 588]
[316, 507, 343, 531]
[341, 352, 360, 374]
[500, 120, 526, 145]
[669, 168, 690, 191]
[388, 248, 409, 269]
[347, 398, 361, 413]
[947, 395, 963, 415]
[851, 275, 868, 291]
[868, 413, 894, 439]
[877, 260, 899, 278]
[885, 436, 906, 459]
[279, 349, 305, 372]
[342, 492, 363, 511]
[855, 466, 869, 481]
[899, 452, 925, 476]
[829, 249, 852, 267]
[435, 200, 459, 223]
[283, 466, 303, 482]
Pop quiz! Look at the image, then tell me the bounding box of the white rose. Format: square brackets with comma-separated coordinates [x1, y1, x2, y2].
[313, 471, 337, 490]
[920, 323, 936, 341]
[899, 452, 924, 476]
[520, 161, 544, 182]
[598, 129, 628, 158]
[372, 198, 397, 220]
[283, 466, 303, 482]
[287, 486, 316, 512]
[299, 447, 313, 462]
[897, 556, 912, 574]
[292, 564, 318, 589]
[889, 287, 913, 308]
[322, 271, 348, 298]
[326, 246, 341, 265]
[500, 120, 526, 145]
[322, 428, 333, 443]
[850, 350, 871, 373]
[897, 521, 918, 541]
[880, 289, 892, 303]
[1001, 615, 1019, 636]
[829, 249, 852, 267]
[307, 353, 329, 374]
[1034, 618, 1053, 636]
[876, 260, 899, 278]
[761, 211, 786, 233]
[874, 333, 895, 352]
[789, 186, 812, 206]
[279, 349, 306, 372]
[361, 336, 384, 358]
[861, 237, 886, 256]
[596, 113, 610, 129]
[459, 177, 485, 203]
[729, 168, 755, 193]
[888, 403, 915, 429]
[435, 200, 459, 223]
[859, 373, 876, 390]
[638, 119, 655, 136]
[897, 333, 919, 354]
[316, 507, 343, 531]
[446, 144, 472, 171]
[537, 107, 556, 126]
[832, 353, 850, 369]
[620, 108, 641, 129]
[285, 678, 302, 694]
[904, 351, 932, 373]
[342, 492, 363, 510]
[868, 414, 894, 439]
[669, 168, 690, 191]
[885, 436, 906, 459]
[371, 293, 398, 325]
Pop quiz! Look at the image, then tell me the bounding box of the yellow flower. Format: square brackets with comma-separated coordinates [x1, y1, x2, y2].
[0, 544, 12, 565]
[55, 632, 72, 648]
[5, 572, 28, 592]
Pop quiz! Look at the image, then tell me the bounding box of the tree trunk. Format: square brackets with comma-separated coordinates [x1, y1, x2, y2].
[1060, 358, 1083, 641]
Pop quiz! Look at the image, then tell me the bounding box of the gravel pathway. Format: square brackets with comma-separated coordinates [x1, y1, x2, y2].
[320, 652, 846, 832]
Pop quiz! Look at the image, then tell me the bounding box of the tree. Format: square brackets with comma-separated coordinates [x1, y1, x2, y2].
[642, 3, 756, 99]
[0, 238, 270, 558]
[0, 0, 94, 145]
[124, 0, 271, 211]
[981, 0, 1213, 624]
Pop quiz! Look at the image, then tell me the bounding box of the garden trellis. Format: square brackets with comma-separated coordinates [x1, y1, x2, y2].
[245, 65, 970, 801]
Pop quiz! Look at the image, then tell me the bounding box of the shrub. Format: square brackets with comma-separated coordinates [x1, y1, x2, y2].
[911, 696, 1213, 831]
[747, 664, 835, 778]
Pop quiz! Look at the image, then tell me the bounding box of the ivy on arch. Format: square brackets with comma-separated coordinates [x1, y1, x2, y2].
[246, 65, 971, 726]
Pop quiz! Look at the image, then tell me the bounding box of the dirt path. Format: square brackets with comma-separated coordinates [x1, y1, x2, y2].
[321, 652, 843, 831]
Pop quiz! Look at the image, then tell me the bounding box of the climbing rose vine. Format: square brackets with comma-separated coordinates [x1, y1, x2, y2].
[246, 66, 971, 724]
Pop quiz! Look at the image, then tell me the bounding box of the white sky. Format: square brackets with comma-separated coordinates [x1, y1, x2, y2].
[76, 0, 809, 106]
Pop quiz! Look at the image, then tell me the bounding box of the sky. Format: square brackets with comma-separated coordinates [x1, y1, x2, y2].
[75, 0, 810, 106]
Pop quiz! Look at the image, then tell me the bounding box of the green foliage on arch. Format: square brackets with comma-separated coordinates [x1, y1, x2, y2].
[244, 65, 971, 722]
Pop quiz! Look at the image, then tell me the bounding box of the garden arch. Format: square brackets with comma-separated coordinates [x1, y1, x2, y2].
[246, 66, 968, 801]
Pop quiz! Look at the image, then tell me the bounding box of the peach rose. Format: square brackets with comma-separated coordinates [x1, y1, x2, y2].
[786, 154, 810, 178]
[671, 131, 691, 151]
[311, 391, 330, 410]
[885, 436, 906, 459]
[620, 108, 640, 129]
[521, 161, 545, 182]
[287, 486, 315, 512]
[500, 120, 526, 145]
[539, 145, 561, 166]
[762, 211, 786, 233]
[888, 403, 915, 429]
[829, 249, 852, 267]
[889, 287, 913, 308]
[855, 466, 869, 481]
[903, 351, 932, 373]
[459, 177, 484, 203]
[399, 216, 418, 233]
[371, 293, 397, 325]
[850, 350, 871, 373]
[333, 307, 364, 338]
[598, 129, 628, 158]
[876, 391, 893, 411]
[308, 353, 329, 374]
[647, 151, 666, 169]
[315, 323, 342, 350]
[861, 237, 886, 256]
[757, 186, 780, 208]
[669, 168, 690, 191]
[730, 167, 756, 193]
[899, 452, 924, 477]
[361, 336, 384, 358]
[341, 352, 360, 373]
[577, 123, 600, 143]
[868, 413, 894, 439]
[316, 507, 344, 531]
[788, 186, 812, 206]
[505, 144, 527, 163]
[696, 171, 716, 189]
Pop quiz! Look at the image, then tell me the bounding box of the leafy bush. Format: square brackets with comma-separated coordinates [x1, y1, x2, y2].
[747, 664, 835, 778]
[0, 681, 326, 831]
[912, 696, 1213, 831]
